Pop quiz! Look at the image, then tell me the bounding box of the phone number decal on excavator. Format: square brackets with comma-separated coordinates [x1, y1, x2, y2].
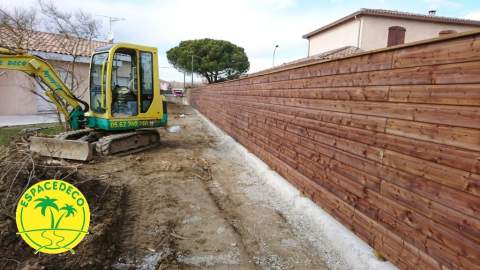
[0, 60, 28, 66]
[110, 120, 156, 129]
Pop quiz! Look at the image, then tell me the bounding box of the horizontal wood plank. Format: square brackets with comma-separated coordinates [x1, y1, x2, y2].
[190, 31, 480, 270]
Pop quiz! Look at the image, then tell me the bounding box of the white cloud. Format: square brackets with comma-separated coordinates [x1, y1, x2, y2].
[0, 0, 343, 81]
[465, 10, 480, 20]
[260, 0, 297, 9]
[421, 0, 463, 9]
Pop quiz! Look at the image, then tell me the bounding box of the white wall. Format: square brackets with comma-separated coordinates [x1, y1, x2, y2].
[0, 61, 90, 116]
[308, 19, 361, 55]
[360, 16, 479, 51]
[307, 15, 480, 56]
[0, 71, 37, 115]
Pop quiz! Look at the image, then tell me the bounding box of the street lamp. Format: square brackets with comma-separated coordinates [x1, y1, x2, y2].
[272, 45, 279, 66]
[191, 55, 194, 87]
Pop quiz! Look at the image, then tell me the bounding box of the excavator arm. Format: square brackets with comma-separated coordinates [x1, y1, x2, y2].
[0, 47, 87, 129]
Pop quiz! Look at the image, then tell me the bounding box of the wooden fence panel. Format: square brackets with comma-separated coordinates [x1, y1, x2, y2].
[189, 31, 480, 270]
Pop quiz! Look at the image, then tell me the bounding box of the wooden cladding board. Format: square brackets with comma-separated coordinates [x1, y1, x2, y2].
[189, 32, 480, 270]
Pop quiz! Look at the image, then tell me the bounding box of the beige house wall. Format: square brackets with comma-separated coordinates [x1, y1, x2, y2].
[308, 15, 480, 55]
[308, 19, 361, 55]
[359, 16, 479, 51]
[0, 60, 90, 115]
[51, 60, 91, 103]
[0, 71, 37, 115]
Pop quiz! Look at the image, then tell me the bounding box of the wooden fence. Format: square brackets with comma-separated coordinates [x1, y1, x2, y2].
[189, 30, 480, 270]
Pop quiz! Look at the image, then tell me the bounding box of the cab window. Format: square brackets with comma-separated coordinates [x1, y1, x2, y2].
[89, 53, 108, 114]
[111, 49, 138, 117]
[140, 52, 154, 113]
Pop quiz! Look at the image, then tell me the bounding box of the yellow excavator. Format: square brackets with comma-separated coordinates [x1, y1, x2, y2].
[0, 43, 168, 161]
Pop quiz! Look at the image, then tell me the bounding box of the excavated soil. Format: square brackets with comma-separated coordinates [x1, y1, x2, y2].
[0, 103, 332, 270]
[0, 142, 126, 270]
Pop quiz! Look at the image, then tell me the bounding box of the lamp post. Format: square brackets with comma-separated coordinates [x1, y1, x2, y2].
[272, 45, 279, 66]
[191, 55, 194, 88]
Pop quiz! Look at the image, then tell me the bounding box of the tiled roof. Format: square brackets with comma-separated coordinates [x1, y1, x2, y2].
[0, 27, 109, 57]
[303, 8, 480, 38]
[248, 46, 363, 77]
[287, 46, 364, 65]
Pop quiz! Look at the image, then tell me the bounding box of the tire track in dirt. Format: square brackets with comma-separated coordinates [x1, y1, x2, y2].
[190, 153, 328, 270]
[73, 103, 331, 270]
[106, 162, 185, 269]
[190, 156, 260, 270]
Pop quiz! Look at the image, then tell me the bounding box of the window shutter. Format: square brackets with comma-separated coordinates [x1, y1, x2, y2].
[387, 26, 406, 47]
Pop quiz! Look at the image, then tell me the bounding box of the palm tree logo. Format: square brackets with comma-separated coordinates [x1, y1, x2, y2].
[29, 196, 79, 253]
[16, 180, 90, 255]
[34, 197, 77, 230]
[34, 196, 59, 229]
[55, 204, 77, 228]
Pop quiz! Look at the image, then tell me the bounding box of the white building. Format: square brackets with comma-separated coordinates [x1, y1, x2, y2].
[303, 9, 480, 56]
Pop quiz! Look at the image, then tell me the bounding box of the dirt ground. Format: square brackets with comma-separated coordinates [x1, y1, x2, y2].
[92, 103, 334, 269]
[1, 103, 344, 269]
[0, 144, 126, 269]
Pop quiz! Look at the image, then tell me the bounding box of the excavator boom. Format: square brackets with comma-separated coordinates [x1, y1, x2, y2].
[0, 48, 86, 130]
[0, 48, 97, 160]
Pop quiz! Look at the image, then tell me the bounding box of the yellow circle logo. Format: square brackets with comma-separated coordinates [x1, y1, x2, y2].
[15, 180, 90, 254]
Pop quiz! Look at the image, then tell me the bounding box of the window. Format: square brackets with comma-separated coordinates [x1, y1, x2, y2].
[439, 29, 457, 37]
[89, 53, 108, 114]
[387, 26, 406, 47]
[140, 52, 153, 113]
[111, 49, 138, 117]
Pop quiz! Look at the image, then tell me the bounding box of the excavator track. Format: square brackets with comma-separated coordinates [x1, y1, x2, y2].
[95, 129, 160, 156]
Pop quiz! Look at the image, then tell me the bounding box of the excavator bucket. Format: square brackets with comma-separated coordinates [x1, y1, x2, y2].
[30, 136, 94, 161]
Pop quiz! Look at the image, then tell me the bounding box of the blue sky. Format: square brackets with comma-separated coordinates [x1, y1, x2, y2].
[3, 0, 480, 82]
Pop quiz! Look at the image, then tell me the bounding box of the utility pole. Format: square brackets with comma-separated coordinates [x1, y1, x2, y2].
[272, 45, 279, 66]
[97, 15, 125, 42]
[191, 55, 194, 88]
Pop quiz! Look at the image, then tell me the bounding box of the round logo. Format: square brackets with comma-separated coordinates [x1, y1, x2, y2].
[15, 180, 90, 254]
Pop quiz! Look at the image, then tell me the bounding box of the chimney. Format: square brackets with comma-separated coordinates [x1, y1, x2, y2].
[439, 30, 457, 37]
[428, 10, 436, 16]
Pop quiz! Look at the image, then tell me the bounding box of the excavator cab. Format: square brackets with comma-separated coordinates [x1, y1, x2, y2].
[86, 43, 168, 131]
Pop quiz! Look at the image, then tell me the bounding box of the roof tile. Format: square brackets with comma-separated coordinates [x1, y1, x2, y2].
[303, 8, 480, 38]
[0, 28, 109, 57]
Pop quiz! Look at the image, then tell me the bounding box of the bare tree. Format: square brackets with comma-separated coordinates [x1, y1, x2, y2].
[39, 0, 101, 98]
[0, 2, 102, 130]
[0, 6, 38, 52]
[0, 6, 63, 127]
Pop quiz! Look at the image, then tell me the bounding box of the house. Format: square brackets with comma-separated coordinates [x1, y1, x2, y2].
[245, 46, 364, 78]
[160, 79, 172, 91]
[159, 80, 185, 95]
[0, 28, 109, 116]
[303, 8, 480, 56]
[160, 79, 173, 95]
